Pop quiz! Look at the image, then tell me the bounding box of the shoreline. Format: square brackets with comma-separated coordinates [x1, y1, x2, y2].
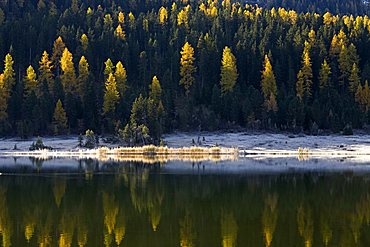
[0, 131, 368, 162]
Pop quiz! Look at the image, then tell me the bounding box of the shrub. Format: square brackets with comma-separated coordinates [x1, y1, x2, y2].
[343, 123, 353, 135]
[84, 130, 96, 149]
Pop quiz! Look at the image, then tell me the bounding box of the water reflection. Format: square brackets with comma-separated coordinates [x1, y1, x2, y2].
[0, 166, 369, 246]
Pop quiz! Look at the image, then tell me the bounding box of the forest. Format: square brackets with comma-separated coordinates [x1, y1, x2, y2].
[258, 0, 370, 15]
[0, 0, 370, 142]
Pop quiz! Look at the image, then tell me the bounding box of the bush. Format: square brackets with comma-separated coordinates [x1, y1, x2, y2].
[84, 130, 96, 149]
[342, 123, 353, 135]
[29, 137, 52, 150]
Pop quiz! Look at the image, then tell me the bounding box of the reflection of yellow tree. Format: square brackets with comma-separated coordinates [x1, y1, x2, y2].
[102, 191, 119, 247]
[262, 193, 278, 247]
[180, 212, 195, 247]
[349, 204, 364, 244]
[24, 210, 36, 243]
[148, 185, 164, 232]
[114, 206, 126, 246]
[58, 211, 75, 247]
[0, 186, 12, 247]
[37, 212, 53, 247]
[320, 218, 332, 246]
[53, 178, 66, 207]
[128, 167, 150, 213]
[297, 204, 313, 247]
[221, 211, 238, 247]
[77, 217, 88, 247]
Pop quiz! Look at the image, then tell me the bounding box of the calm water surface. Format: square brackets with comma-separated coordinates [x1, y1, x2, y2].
[0, 159, 370, 246]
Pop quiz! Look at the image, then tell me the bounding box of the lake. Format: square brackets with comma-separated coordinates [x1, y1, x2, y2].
[0, 158, 370, 246]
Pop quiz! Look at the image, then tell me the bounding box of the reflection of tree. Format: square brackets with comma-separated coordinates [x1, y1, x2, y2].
[297, 204, 313, 247]
[29, 157, 45, 170]
[114, 189, 126, 246]
[53, 178, 66, 207]
[23, 210, 36, 242]
[58, 211, 75, 247]
[221, 211, 238, 247]
[77, 207, 88, 247]
[127, 167, 150, 213]
[0, 186, 12, 247]
[102, 191, 118, 247]
[37, 211, 53, 247]
[320, 217, 332, 246]
[262, 193, 278, 247]
[180, 212, 195, 247]
[148, 182, 164, 232]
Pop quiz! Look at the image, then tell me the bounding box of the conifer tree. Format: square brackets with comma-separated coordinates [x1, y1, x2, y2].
[220, 46, 238, 95]
[296, 48, 313, 99]
[104, 59, 114, 78]
[3, 53, 15, 95]
[103, 73, 119, 115]
[0, 74, 7, 122]
[80, 34, 88, 51]
[261, 55, 278, 112]
[118, 12, 125, 24]
[349, 63, 360, 94]
[78, 56, 89, 99]
[180, 42, 196, 95]
[159, 7, 168, 24]
[149, 76, 162, 104]
[39, 51, 54, 95]
[319, 59, 331, 90]
[338, 43, 359, 85]
[114, 25, 126, 40]
[114, 61, 127, 97]
[177, 6, 190, 29]
[53, 99, 68, 135]
[24, 65, 38, 97]
[60, 48, 76, 93]
[52, 36, 66, 75]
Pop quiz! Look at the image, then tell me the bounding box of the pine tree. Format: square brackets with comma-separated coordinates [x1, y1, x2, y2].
[53, 99, 68, 135]
[52, 36, 66, 75]
[261, 55, 278, 112]
[180, 42, 196, 95]
[364, 80, 370, 111]
[114, 61, 127, 97]
[78, 56, 89, 99]
[149, 76, 162, 104]
[80, 34, 88, 51]
[103, 73, 119, 115]
[220, 46, 238, 95]
[39, 51, 54, 95]
[0, 74, 7, 122]
[296, 70, 305, 100]
[338, 44, 359, 85]
[319, 59, 331, 90]
[114, 25, 126, 40]
[349, 63, 360, 94]
[296, 48, 313, 99]
[3, 53, 15, 95]
[177, 6, 190, 29]
[118, 11, 125, 24]
[104, 58, 114, 78]
[24, 65, 38, 97]
[159, 7, 168, 24]
[60, 48, 76, 93]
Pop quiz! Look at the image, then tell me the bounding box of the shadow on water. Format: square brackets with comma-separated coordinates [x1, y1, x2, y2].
[0, 157, 370, 246]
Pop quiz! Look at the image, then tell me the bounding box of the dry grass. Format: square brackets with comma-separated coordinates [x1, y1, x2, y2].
[0, 145, 239, 163]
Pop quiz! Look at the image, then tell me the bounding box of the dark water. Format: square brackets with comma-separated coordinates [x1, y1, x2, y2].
[1, 160, 370, 246]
